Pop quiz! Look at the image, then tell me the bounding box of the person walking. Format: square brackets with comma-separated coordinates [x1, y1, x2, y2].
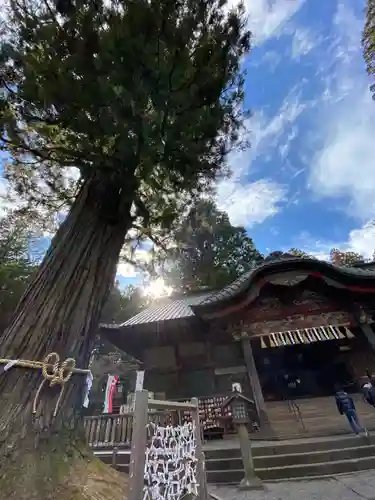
[362, 379, 375, 408]
[335, 385, 368, 437]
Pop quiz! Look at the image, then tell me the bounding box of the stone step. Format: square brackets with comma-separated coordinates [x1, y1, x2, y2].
[266, 396, 372, 412]
[207, 455, 375, 483]
[267, 407, 375, 417]
[94, 434, 375, 483]
[206, 444, 375, 471]
[204, 434, 373, 459]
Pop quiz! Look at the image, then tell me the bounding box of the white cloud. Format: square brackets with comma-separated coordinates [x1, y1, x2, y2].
[260, 50, 283, 72]
[217, 177, 286, 227]
[117, 262, 138, 279]
[347, 223, 375, 259]
[308, 2, 375, 222]
[230, 0, 305, 45]
[117, 246, 152, 278]
[216, 86, 306, 226]
[291, 27, 320, 60]
[296, 221, 375, 262]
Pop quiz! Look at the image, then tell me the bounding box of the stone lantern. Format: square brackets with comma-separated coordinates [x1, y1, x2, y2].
[222, 391, 263, 490]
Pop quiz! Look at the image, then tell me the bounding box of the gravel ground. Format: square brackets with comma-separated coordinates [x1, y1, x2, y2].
[209, 471, 375, 500]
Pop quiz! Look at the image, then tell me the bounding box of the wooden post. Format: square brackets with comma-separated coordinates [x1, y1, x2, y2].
[191, 397, 208, 500]
[128, 390, 149, 500]
[112, 446, 118, 467]
[240, 332, 270, 429]
[360, 323, 375, 348]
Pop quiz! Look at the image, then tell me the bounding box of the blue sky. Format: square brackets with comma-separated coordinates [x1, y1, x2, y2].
[1, 0, 375, 289]
[118, 0, 375, 288]
[215, 0, 375, 262]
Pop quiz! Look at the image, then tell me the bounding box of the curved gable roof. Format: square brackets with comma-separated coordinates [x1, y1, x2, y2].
[100, 258, 375, 331]
[190, 257, 375, 317]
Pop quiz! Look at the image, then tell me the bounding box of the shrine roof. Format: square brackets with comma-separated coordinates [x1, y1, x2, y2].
[192, 258, 375, 316]
[100, 258, 375, 330]
[101, 291, 211, 329]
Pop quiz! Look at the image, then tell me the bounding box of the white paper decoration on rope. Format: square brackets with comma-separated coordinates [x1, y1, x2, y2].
[143, 422, 198, 500]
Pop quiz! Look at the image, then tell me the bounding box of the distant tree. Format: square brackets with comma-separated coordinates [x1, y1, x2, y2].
[0, 212, 37, 333]
[362, 0, 375, 99]
[100, 283, 146, 324]
[329, 249, 366, 267]
[265, 249, 312, 261]
[164, 200, 263, 291]
[288, 248, 312, 258]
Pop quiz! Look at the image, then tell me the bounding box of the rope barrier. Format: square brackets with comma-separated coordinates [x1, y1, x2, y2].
[0, 352, 91, 417]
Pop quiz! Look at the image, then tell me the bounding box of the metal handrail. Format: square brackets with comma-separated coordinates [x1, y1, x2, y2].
[287, 397, 306, 430]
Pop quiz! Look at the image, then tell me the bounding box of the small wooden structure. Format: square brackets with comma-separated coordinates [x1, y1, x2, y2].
[222, 391, 263, 490]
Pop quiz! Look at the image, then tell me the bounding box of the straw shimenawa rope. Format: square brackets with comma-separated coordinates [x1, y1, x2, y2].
[0, 352, 91, 417]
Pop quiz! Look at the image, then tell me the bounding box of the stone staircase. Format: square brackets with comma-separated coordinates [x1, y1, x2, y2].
[92, 396, 375, 485]
[266, 394, 375, 438]
[204, 434, 375, 484]
[93, 433, 375, 484]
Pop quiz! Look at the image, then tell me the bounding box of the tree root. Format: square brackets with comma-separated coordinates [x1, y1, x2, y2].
[0, 443, 128, 500]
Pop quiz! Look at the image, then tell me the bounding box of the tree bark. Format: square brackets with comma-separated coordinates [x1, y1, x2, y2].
[0, 178, 132, 499]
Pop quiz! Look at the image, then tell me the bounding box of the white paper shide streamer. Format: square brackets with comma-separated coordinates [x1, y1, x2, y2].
[143, 422, 198, 500]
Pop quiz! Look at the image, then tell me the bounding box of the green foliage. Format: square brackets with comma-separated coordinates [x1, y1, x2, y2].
[329, 248, 366, 267]
[163, 199, 263, 291]
[264, 249, 312, 261]
[265, 248, 371, 268]
[100, 283, 147, 324]
[287, 248, 312, 258]
[363, 0, 375, 99]
[0, 212, 37, 332]
[1, 0, 251, 235]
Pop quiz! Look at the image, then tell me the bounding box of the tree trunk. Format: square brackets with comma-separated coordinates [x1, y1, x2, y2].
[0, 178, 132, 499]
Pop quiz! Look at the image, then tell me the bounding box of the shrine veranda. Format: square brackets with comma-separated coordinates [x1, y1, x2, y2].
[99, 258, 375, 436]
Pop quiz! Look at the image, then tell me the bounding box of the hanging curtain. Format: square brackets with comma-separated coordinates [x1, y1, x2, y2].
[260, 324, 355, 348]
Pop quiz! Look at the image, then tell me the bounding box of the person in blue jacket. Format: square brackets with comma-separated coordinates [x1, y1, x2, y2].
[335, 385, 368, 436]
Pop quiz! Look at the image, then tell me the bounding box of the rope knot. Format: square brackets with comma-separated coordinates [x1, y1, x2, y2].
[33, 352, 77, 417]
[42, 352, 76, 387]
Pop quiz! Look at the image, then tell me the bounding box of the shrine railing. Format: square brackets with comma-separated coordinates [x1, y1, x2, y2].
[84, 410, 179, 448]
[84, 413, 133, 448]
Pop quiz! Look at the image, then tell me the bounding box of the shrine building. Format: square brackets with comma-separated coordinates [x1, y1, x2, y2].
[100, 257, 375, 436]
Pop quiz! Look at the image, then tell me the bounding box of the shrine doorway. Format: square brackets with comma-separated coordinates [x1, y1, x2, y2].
[255, 336, 357, 401]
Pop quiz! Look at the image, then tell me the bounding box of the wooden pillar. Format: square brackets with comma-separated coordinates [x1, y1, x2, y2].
[360, 322, 375, 348]
[192, 397, 208, 500]
[240, 332, 269, 427]
[128, 390, 149, 500]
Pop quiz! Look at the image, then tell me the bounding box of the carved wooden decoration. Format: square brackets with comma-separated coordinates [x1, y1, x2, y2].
[233, 289, 336, 327]
[244, 311, 353, 336]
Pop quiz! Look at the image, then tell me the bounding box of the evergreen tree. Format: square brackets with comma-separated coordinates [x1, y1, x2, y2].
[164, 199, 263, 291]
[0, 211, 37, 333]
[0, 0, 250, 497]
[100, 283, 146, 324]
[363, 0, 375, 99]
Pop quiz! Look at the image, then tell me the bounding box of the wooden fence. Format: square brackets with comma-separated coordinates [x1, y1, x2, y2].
[128, 391, 208, 500]
[84, 393, 208, 500]
[84, 410, 181, 448]
[84, 413, 133, 448]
